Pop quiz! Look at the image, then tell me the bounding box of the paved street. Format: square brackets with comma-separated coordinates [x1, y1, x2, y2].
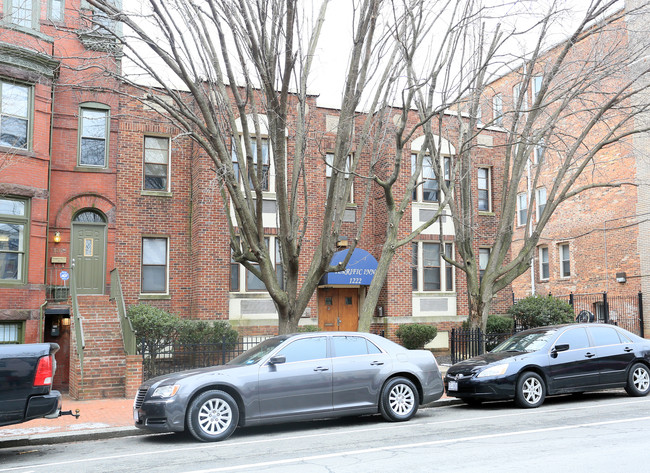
[1, 391, 649, 473]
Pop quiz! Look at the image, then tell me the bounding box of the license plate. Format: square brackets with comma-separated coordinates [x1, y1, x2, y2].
[448, 380, 458, 391]
[133, 410, 140, 422]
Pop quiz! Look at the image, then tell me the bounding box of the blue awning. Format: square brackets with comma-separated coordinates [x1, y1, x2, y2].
[320, 248, 378, 286]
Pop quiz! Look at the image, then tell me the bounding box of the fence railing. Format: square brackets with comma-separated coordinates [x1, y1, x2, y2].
[140, 335, 270, 380]
[450, 328, 515, 364]
[110, 269, 137, 356]
[46, 266, 71, 302]
[69, 259, 85, 378]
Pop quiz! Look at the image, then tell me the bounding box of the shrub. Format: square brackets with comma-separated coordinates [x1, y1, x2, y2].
[486, 314, 514, 333]
[297, 325, 320, 332]
[177, 319, 239, 348]
[507, 295, 574, 329]
[127, 304, 179, 341]
[396, 324, 438, 350]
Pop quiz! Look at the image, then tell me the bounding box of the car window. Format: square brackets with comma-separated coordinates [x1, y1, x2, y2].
[332, 336, 368, 357]
[277, 337, 327, 363]
[492, 330, 556, 353]
[367, 340, 382, 354]
[555, 328, 590, 350]
[227, 337, 286, 365]
[589, 326, 623, 346]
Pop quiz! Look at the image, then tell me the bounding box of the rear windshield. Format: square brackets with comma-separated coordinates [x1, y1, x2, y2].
[491, 329, 557, 353]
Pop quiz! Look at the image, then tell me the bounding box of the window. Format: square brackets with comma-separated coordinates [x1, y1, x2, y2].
[143, 136, 170, 191]
[517, 192, 527, 226]
[0, 197, 28, 282]
[141, 237, 168, 293]
[1, 81, 30, 150]
[536, 187, 547, 219]
[532, 75, 543, 103]
[332, 336, 381, 357]
[533, 139, 545, 164]
[479, 248, 490, 280]
[7, 0, 35, 28]
[0, 321, 23, 344]
[589, 326, 622, 347]
[326, 153, 353, 203]
[513, 83, 527, 112]
[277, 337, 327, 363]
[539, 246, 549, 280]
[79, 106, 109, 167]
[492, 94, 503, 125]
[478, 167, 491, 212]
[559, 243, 570, 278]
[412, 242, 454, 292]
[230, 236, 283, 292]
[555, 328, 590, 350]
[48, 0, 64, 21]
[411, 154, 451, 203]
[232, 136, 270, 191]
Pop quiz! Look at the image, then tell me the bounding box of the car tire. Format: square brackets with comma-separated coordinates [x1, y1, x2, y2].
[186, 390, 239, 442]
[515, 372, 545, 408]
[379, 377, 419, 422]
[625, 363, 650, 397]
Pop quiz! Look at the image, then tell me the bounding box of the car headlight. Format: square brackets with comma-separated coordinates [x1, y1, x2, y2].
[476, 364, 509, 378]
[152, 384, 180, 398]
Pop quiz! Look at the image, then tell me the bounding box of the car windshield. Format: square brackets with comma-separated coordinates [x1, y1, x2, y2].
[227, 337, 286, 366]
[491, 329, 557, 353]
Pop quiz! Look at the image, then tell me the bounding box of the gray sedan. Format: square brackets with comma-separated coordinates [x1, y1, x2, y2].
[133, 332, 444, 441]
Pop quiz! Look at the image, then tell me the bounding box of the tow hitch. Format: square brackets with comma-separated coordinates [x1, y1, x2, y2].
[59, 409, 80, 419]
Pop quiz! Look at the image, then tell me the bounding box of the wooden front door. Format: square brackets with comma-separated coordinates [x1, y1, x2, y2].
[318, 288, 359, 331]
[72, 223, 106, 294]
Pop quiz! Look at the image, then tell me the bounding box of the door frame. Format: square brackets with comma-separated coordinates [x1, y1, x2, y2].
[71, 219, 107, 295]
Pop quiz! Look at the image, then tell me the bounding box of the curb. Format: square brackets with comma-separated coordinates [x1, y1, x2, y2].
[0, 398, 459, 449]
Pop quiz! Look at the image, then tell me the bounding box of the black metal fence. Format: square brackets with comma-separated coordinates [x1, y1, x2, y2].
[513, 292, 644, 337]
[140, 335, 270, 380]
[450, 328, 514, 364]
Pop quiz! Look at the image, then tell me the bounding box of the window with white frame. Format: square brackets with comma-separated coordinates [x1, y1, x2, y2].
[539, 246, 549, 280]
[326, 152, 353, 203]
[0, 81, 30, 150]
[143, 136, 170, 191]
[48, 0, 64, 21]
[230, 236, 283, 292]
[232, 136, 270, 192]
[517, 192, 527, 226]
[533, 138, 545, 164]
[141, 237, 168, 293]
[0, 321, 23, 344]
[479, 247, 490, 280]
[412, 241, 454, 292]
[559, 243, 570, 278]
[536, 187, 547, 220]
[492, 94, 503, 126]
[411, 154, 451, 203]
[0, 197, 28, 282]
[532, 75, 543, 103]
[478, 167, 491, 212]
[6, 0, 36, 28]
[79, 106, 109, 167]
[513, 82, 527, 112]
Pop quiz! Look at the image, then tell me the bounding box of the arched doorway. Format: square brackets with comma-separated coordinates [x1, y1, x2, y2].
[71, 210, 107, 294]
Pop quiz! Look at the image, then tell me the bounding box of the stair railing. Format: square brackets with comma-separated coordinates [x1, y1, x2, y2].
[70, 259, 85, 378]
[110, 268, 137, 356]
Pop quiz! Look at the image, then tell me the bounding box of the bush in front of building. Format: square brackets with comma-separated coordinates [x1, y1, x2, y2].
[396, 324, 438, 350]
[486, 314, 514, 333]
[177, 319, 239, 348]
[507, 295, 574, 329]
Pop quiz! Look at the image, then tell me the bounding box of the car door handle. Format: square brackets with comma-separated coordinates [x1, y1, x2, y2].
[624, 347, 634, 353]
[585, 352, 596, 358]
[313, 366, 329, 372]
[370, 361, 384, 366]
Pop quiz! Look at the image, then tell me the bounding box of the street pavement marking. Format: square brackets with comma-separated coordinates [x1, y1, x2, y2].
[1, 397, 649, 472]
[183, 415, 650, 473]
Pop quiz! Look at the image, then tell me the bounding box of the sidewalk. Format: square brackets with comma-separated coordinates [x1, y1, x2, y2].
[0, 366, 454, 449]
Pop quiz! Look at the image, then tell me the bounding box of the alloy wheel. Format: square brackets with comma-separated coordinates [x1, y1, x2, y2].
[389, 383, 415, 416]
[522, 377, 543, 405]
[197, 398, 233, 435]
[633, 366, 650, 393]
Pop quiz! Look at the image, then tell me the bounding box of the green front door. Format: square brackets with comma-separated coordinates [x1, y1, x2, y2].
[72, 223, 106, 294]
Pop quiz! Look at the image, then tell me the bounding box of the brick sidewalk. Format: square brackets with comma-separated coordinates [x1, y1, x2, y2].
[0, 394, 134, 439]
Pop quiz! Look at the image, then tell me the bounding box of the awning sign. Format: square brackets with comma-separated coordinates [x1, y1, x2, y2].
[320, 248, 378, 286]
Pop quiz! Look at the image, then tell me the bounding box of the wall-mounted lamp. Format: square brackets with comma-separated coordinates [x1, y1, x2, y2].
[53, 231, 61, 243]
[61, 317, 71, 327]
[616, 272, 627, 283]
[336, 239, 349, 248]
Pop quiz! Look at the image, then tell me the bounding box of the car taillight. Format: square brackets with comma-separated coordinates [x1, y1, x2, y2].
[34, 355, 53, 387]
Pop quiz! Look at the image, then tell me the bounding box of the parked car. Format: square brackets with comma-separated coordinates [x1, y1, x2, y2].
[445, 324, 650, 408]
[0, 343, 62, 427]
[134, 331, 444, 441]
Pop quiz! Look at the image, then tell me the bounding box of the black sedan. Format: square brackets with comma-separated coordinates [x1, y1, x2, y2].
[134, 332, 444, 441]
[445, 324, 650, 408]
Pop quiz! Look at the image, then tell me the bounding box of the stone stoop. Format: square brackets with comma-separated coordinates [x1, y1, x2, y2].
[69, 295, 128, 400]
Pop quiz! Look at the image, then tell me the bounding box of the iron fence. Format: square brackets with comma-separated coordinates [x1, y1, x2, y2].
[140, 335, 270, 380]
[46, 266, 71, 302]
[450, 328, 514, 364]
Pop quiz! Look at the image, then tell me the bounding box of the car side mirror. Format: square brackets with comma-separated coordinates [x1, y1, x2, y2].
[269, 355, 286, 365]
[551, 344, 570, 358]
